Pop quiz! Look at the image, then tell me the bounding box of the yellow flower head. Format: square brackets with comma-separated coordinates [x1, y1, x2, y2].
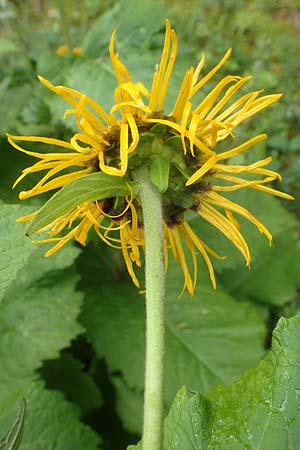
[8, 20, 293, 295]
[56, 45, 83, 57]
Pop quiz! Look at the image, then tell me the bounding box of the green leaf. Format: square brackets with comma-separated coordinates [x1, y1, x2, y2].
[149, 157, 170, 193]
[82, 0, 168, 58]
[111, 376, 143, 435]
[160, 312, 300, 450]
[0, 400, 26, 450]
[0, 203, 36, 302]
[41, 353, 102, 418]
[0, 382, 100, 450]
[288, 135, 300, 152]
[267, 134, 288, 150]
[0, 245, 101, 449]
[0, 247, 83, 377]
[26, 172, 131, 235]
[80, 245, 266, 433]
[0, 39, 17, 57]
[163, 387, 213, 450]
[0, 85, 32, 134]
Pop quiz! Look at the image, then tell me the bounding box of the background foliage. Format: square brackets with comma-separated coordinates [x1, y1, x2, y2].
[0, 0, 299, 449]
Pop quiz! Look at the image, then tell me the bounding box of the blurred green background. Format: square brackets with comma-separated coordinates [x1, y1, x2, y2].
[0, 1, 300, 449]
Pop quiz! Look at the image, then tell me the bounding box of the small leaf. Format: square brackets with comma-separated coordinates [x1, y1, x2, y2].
[0, 400, 26, 450]
[149, 157, 170, 193]
[26, 172, 131, 235]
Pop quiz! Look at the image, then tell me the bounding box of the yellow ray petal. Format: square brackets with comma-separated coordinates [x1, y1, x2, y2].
[171, 67, 194, 121]
[181, 221, 217, 289]
[206, 76, 252, 120]
[19, 167, 91, 199]
[126, 113, 139, 153]
[186, 153, 218, 186]
[190, 49, 232, 97]
[198, 202, 251, 265]
[217, 134, 266, 160]
[171, 226, 194, 296]
[194, 75, 241, 117]
[202, 191, 273, 243]
[120, 224, 140, 288]
[109, 30, 132, 85]
[149, 20, 178, 112]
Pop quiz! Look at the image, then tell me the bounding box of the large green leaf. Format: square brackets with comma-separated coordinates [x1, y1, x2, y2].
[82, 0, 169, 59]
[0, 400, 26, 450]
[158, 312, 300, 450]
[0, 85, 32, 135]
[0, 381, 100, 450]
[80, 244, 266, 433]
[26, 172, 131, 235]
[0, 203, 36, 302]
[0, 245, 101, 449]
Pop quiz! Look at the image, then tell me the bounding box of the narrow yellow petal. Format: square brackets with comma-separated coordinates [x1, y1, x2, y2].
[192, 54, 205, 86]
[149, 20, 178, 112]
[157, 29, 178, 111]
[202, 191, 273, 243]
[194, 75, 241, 117]
[180, 102, 192, 154]
[126, 113, 139, 153]
[171, 67, 194, 121]
[251, 184, 295, 200]
[215, 90, 263, 123]
[217, 134, 267, 160]
[182, 221, 217, 289]
[7, 133, 73, 153]
[206, 76, 252, 120]
[171, 226, 194, 296]
[16, 212, 37, 223]
[19, 167, 91, 199]
[190, 48, 232, 97]
[149, 19, 172, 111]
[119, 122, 129, 175]
[198, 203, 251, 265]
[120, 225, 140, 287]
[186, 153, 218, 186]
[109, 30, 132, 85]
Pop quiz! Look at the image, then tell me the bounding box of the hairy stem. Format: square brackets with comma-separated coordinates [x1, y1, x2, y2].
[137, 168, 165, 450]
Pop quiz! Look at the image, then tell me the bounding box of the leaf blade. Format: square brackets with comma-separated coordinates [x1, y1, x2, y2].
[26, 172, 131, 235]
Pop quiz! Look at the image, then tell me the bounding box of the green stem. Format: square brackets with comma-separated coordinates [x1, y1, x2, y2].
[137, 168, 165, 450]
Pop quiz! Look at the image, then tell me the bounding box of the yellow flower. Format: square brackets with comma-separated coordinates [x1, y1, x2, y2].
[72, 47, 83, 57]
[8, 20, 293, 295]
[56, 44, 69, 56]
[56, 45, 83, 57]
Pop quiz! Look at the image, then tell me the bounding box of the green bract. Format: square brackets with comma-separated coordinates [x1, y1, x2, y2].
[26, 173, 131, 235]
